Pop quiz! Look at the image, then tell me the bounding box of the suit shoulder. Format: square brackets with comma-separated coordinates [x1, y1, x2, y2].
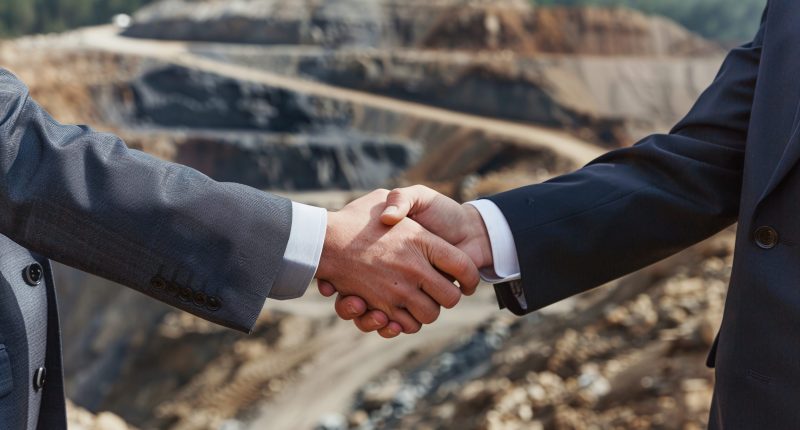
[0, 68, 30, 100]
[0, 69, 30, 126]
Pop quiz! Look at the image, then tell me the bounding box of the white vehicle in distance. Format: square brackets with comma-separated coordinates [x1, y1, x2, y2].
[112, 14, 132, 29]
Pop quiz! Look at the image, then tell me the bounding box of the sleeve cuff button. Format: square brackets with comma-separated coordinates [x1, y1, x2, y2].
[207, 296, 222, 311]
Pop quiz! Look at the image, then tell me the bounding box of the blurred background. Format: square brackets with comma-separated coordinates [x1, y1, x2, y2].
[0, 0, 765, 429]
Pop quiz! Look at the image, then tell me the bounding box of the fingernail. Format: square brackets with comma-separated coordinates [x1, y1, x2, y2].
[347, 304, 357, 315]
[382, 206, 399, 216]
[370, 317, 380, 326]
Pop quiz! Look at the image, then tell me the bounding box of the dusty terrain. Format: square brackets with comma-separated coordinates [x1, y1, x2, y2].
[0, 1, 732, 429]
[348, 233, 732, 429]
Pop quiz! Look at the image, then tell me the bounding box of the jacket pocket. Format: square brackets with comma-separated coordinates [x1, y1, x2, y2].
[0, 344, 12, 398]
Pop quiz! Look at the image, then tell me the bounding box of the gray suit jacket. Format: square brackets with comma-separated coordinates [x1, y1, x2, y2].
[0, 68, 293, 429]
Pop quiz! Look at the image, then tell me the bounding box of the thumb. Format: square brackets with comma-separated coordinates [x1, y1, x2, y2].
[380, 185, 435, 226]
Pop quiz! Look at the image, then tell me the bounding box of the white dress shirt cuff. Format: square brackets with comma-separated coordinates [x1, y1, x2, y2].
[466, 200, 522, 284]
[268, 202, 327, 300]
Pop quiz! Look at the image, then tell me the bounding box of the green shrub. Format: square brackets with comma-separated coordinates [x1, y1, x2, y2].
[0, 0, 155, 37]
[534, 0, 767, 44]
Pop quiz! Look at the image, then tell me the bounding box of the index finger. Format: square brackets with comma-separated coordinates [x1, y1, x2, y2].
[427, 235, 481, 296]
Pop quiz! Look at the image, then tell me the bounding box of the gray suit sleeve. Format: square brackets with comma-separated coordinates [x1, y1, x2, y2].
[0, 69, 292, 333]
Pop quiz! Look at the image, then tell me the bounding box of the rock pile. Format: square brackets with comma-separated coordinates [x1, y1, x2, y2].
[422, 6, 720, 56]
[67, 400, 137, 430]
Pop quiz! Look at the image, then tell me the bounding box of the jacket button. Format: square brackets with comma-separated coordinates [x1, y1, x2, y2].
[33, 367, 46, 391]
[207, 296, 222, 312]
[178, 287, 193, 302]
[150, 276, 167, 290]
[754, 226, 779, 249]
[23, 263, 43, 286]
[193, 292, 207, 307]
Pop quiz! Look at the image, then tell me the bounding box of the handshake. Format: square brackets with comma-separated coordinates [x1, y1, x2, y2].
[314, 186, 494, 338]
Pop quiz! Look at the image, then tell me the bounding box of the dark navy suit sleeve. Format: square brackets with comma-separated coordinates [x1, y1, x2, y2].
[0, 70, 292, 333]
[488, 8, 768, 315]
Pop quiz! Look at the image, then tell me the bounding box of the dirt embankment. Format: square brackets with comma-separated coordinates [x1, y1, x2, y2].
[422, 6, 720, 56]
[125, 0, 719, 58]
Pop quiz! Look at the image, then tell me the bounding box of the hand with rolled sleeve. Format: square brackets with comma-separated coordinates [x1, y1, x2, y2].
[318, 185, 521, 336]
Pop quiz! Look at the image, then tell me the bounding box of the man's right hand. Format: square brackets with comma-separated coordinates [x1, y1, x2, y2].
[315, 189, 481, 337]
[319, 186, 493, 337]
[381, 185, 493, 271]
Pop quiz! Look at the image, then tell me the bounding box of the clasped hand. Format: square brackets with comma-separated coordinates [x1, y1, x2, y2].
[315, 187, 493, 338]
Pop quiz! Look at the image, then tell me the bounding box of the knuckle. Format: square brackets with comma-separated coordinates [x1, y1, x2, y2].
[443, 292, 460, 309]
[452, 252, 469, 273]
[393, 288, 411, 307]
[425, 307, 441, 324]
[396, 287, 413, 303]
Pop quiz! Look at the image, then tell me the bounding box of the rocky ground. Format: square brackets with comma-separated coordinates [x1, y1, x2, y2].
[338, 232, 733, 430]
[1, 1, 734, 429]
[67, 400, 137, 430]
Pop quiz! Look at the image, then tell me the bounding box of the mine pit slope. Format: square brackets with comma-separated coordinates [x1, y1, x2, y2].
[64, 25, 604, 166]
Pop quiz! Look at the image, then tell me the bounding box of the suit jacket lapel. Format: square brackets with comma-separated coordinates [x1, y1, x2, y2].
[757, 101, 800, 207]
[36, 260, 66, 430]
[754, 1, 800, 207]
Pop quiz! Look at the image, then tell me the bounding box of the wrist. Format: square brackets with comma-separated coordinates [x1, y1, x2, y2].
[462, 203, 493, 270]
[316, 211, 342, 280]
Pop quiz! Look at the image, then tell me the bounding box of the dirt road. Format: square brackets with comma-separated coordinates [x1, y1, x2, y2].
[255, 287, 504, 430]
[69, 26, 603, 166]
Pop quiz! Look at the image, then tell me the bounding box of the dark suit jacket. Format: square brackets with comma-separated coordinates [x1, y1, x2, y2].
[489, 2, 799, 427]
[0, 68, 293, 429]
